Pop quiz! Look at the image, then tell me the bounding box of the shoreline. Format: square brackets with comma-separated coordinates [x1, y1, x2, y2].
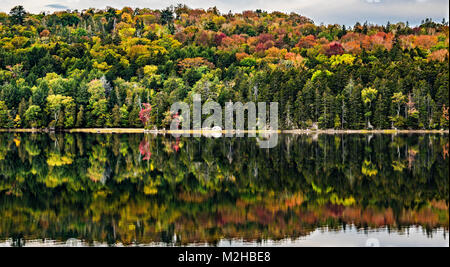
[1, 128, 448, 135]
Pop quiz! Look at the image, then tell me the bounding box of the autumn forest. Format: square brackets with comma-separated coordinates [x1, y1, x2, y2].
[0, 5, 449, 130]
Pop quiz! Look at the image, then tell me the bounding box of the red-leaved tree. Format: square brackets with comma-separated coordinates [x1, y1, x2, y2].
[325, 41, 344, 56]
[139, 103, 152, 128]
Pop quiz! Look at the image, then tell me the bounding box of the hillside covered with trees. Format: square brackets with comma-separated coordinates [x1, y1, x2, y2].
[0, 5, 448, 130]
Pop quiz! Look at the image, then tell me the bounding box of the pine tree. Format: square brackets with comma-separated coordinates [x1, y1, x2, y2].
[348, 84, 364, 129]
[294, 90, 306, 128]
[76, 106, 84, 128]
[18, 98, 28, 127]
[129, 95, 142, 127]
[112, 105, 121, 127]
[374, 95, 388, 129]
[9, 6, 26, 25]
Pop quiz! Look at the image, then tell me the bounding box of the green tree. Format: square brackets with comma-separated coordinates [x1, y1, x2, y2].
[361, 87, 378, 128]
[0, 101, 13, 128]
[18, 98, 28, 127]
[46, 94, 75, 128]
[87, 80, 108, 127]
[63, 97, 76, 128]
[76, 106, 84, 128]
[9, 6, 26, 25]
[24, 105, 42, 128]
[112, 105, 121, 127]
[392, 92, 406, 117]
[120, 105, 129, 127]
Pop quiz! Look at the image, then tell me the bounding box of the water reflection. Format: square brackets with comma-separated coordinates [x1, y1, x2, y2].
[0, 133, 448, 246]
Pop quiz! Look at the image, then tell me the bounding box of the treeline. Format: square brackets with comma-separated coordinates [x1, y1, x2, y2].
[0, 5, 448, 130]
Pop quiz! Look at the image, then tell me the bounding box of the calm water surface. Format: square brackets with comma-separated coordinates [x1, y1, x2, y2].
[0, 133, 448, 247]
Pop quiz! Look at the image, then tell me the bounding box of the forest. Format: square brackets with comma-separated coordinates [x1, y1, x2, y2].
[0, 5, 448, 130]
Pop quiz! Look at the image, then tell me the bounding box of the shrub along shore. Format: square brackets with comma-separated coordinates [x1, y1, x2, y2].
[1, 128, 448, 134]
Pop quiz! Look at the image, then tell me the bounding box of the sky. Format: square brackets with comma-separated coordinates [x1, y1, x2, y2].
[1, 0, 449, 26]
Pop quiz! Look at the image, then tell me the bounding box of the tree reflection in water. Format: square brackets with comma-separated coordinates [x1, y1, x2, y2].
[0, 133, 448, 246]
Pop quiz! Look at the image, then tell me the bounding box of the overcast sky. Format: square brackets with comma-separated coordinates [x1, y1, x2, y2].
[1, 0, 448, 26]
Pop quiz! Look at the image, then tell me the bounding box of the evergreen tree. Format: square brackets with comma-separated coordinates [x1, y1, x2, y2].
[9, 6, 26, 25]
[76, 106, 84, 128]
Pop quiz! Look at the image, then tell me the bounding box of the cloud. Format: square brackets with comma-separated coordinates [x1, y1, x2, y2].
[45, 4, 69, 9]
[295, 0, 449, 25]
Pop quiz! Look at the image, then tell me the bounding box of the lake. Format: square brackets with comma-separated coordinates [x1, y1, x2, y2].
[0, 133, 448, 247]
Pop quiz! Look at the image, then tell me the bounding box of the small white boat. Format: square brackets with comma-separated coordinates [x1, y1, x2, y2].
[211, 126, 222, 138]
